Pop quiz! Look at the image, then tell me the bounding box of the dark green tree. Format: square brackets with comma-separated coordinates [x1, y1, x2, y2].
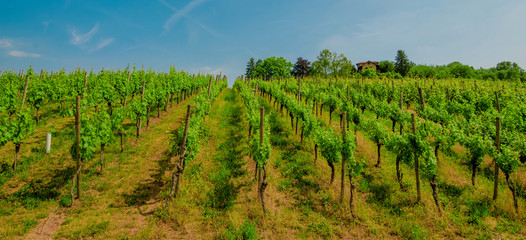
[395, 50, 411, 76]
[246, 58, 255, 78]
[496, 61, 523, 71]
[292, 57, 311, 78]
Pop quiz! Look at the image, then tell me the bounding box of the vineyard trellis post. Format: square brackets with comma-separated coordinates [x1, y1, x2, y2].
[167, 104, 192, 206]
[412, 113, 421, 203]
[493, 117, 500, 201]
[75, 95, 81, 200]
[258, 107, 268, 216]
[20, 75, 30, 109]
[340, 112, 347, 203]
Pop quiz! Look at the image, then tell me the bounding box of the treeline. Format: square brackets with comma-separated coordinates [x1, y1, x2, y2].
[245, 49, 526, 81]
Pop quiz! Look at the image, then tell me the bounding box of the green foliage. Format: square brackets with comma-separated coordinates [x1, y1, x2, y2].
[364, 120, 387, 145]
[8, 110, 35, 145]
[250, 120, 272, 167]
[95, 109, 114, 146]
[111, 107, 126, 134]
[496, 145, 520, 175]
[0, 117, 12, 148]
[129, 99, 147, 120]
[69, 115, 99, 161]
[361, 67, 377, 78]
[315, 128, 341, 165]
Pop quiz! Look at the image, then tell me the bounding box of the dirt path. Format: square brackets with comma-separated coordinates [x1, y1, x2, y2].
[24, 208, 65, 240]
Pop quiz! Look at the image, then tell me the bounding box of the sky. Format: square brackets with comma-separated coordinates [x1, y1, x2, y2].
[1, 0, 526, 85]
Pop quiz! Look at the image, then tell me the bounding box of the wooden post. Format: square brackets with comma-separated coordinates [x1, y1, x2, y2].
[418, 87, 425, 111]
[181, 105, 192, 153]
[260, 108, 264, 145]
[399, 92, 403, 110]
[208, 76, 213, 99]
[254, 83, 258, 99]
[137, 80, 146, 137]
[20, 75, 30, 109]
[75, 95, 81, 199]
[340, 112, 347, 203]
[493, 117, 500, 201]
[123, 71, 131, 108]
[167, 104, 192, 205]
[259, 107, 268, 215]
[141, 80, 146, 98]
[495, 92, 501, 113]
[82, 72, 88, 95]
[357, 80, 361, 94]
[412, 114, 421, 203]
[297, 79, 301, 101]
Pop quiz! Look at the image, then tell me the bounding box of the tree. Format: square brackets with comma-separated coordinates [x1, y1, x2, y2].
[336, 56, 356, 77]
[395, 50, 411, 77]
[409, 65, 437, 78]
[447, 62, 475, 78]
[312, 49, 333, 76]
[311, 49, 355, 77]
[292, 57, 311, 78]
[252, 57, 293, 80]
[378, 61, 396, 73]
[496, 61, 523, 72]
[246, 58, 255, 78]
[495, 61, 523, 81]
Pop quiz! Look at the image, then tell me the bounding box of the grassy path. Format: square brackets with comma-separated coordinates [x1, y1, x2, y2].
[0, 93, 196, 239]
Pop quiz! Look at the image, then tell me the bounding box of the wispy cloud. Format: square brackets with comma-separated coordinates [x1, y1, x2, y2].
[42, 20, 51, 32]
[71, 23, 99, 46]
[9, 50, 40, 58]
[91, 38, 115, 52]
[161, 0, 207, 34]
[0, 38, 13, 48]
[69, 23, 114, 52]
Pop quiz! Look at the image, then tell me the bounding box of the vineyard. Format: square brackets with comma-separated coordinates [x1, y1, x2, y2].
[1, 68, 526, 239]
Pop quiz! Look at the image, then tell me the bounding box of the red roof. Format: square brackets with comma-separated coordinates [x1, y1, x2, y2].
[356, 61, 378, 66]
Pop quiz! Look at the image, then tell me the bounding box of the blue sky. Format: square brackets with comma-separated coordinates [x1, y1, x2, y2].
[1, 0, 525, 84]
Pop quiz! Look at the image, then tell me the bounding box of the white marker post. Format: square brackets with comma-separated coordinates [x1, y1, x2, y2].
[46, 132, 51, 153]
